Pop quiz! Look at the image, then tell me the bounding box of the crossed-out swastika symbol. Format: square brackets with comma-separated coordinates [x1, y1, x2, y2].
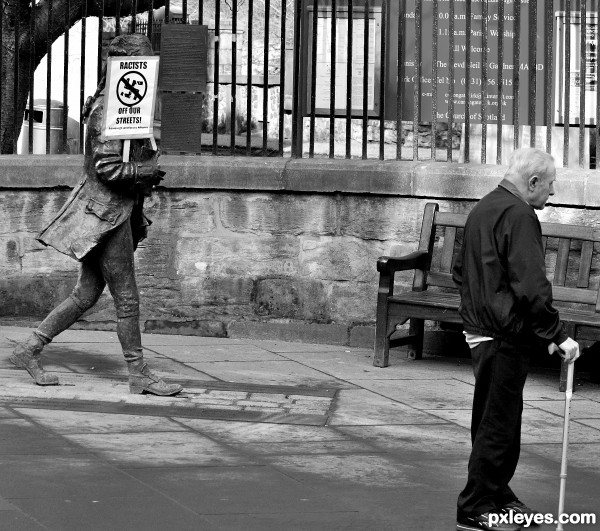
[117, 71, 148, 107]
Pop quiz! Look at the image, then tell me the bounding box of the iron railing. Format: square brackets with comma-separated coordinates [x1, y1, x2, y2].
[5, 0, 600, 167]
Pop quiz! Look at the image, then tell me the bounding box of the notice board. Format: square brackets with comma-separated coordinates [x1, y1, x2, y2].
[397, 0, 550, 125]
[102, 56, 160, 139]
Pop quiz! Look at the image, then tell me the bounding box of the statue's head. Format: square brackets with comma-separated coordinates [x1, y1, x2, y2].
[82, 34, 154, 119]
[108, 33, 154, 58]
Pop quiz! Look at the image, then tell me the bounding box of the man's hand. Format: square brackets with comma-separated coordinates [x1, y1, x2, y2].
[548, 337, 580, 363]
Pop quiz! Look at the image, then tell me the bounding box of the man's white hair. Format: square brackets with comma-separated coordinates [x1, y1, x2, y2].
[505, 147, 555, 182]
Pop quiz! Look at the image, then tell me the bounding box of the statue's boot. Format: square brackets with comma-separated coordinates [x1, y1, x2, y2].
[118, 315, 182, 396]
[127, 359, 183, 396]
[9, 332, 59, 386]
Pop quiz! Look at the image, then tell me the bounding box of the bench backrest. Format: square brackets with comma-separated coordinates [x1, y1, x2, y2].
[416, 202, 600, 313]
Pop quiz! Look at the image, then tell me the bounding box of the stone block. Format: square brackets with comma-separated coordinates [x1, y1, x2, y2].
[252, 278, 329, 320]
[0, 274, 75, 317]
[161, 155, 287, 191]
[144, 319, 227, 337]
[284, 158, 414, 196]
[180, 276, 254, 306]
[145, 192, 216, 232]
[349, 325, 375, 349]
[228, 320, 349, 345]
[299, 237, 386, 282]
[327, 281, 378, 322]
[176, 234, 301, 278]
[219, 194, 337, 236]
[339, 196, 424, 242]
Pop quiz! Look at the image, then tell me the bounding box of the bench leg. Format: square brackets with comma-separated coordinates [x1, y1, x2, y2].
[407, 319, 424, 360]
[374, 315, 391, 368]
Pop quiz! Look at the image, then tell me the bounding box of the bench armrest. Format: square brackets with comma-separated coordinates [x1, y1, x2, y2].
[377, 251, 429, 274]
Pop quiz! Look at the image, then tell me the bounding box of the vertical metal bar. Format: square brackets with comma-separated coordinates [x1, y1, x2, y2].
[80, 1, 87, 148]
[247, 0, 254, 154]
[597, 6, 600, 168]
[28, 1, 35, 154]
[131, 0, 137, 32]
[309, 0, 319, 158]
[46, 0, 53, 154]
[362, 0, 370, 159]
[579, 0, 587, 167]
[199, 0, 204, 24]
[13, 1, 20, 154]
[231, 0, 238, 155]
[396, 0, 404, 160]
[346, 0, 354, 159]
[412, 0, 421, 162]
[528, 0, 537, 147]
[431, 0, 438, 161]
[291, 0, 303, 157]
[497, 0, 504, 163]
[63, 0, 70, 153]
[481, 0, 488, 164]
[278, 0, 286, 156]
[463, 0, 471, 162]
[97, 0, 104, 84]
[116, 0, 121, 36]
[545, 0, 554, 153]
[262, 0, 270, 153]
[213, 0, 221, 154]
[378, 0, 386, 160]
[564, 0, 571, 166]
[165, 0, 170, 24]
[148, 0, 154, 43]
[512, 0, 520, 149]
[0, 1, 3, 140]
[447, 0, 454, 162]
[182, 0, 188, 24]
[329, 0, 337, 158]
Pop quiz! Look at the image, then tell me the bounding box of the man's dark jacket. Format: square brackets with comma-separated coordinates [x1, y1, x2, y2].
[452, 182, 568, 346]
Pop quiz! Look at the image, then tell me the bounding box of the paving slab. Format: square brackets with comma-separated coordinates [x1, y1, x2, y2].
[14, 408, 189, 434]
[354, 378, 476, 409]
[64, 431, 258, 468]
[122, 465, 348, 516]
[146, 344, 287, 362]
[186, 359, 347, 388]
[328, 388, 446, 426]
[174, 419, 350, 444]
[8, 494, 213, 531]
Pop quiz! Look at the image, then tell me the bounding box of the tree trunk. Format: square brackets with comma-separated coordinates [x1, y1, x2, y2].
[0, 0, 163, 154]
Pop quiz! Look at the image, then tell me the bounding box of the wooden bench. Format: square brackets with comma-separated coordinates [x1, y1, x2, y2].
[374, 202, 600, 369]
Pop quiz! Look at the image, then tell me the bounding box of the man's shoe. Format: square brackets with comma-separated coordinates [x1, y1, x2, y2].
[501, 500, 540, 527]
[128, 361, 182, 396]
[9, 336, 59, 386]
[457, 512, 521, 531]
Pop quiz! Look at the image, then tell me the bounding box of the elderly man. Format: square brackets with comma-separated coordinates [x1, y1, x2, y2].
[453, 148, 579, 531]
[10, 34, 182, 396]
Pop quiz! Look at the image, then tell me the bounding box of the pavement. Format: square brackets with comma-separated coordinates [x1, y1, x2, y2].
[0, 325, 599, 531]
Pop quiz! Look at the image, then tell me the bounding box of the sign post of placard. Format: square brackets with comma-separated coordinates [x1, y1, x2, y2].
[101, 56, 160, 160]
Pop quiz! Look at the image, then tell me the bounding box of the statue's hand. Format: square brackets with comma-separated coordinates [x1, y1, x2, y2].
[135, 161, 164, 195]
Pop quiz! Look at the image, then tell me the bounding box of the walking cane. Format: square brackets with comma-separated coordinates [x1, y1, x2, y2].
[556, 357, 575, 531]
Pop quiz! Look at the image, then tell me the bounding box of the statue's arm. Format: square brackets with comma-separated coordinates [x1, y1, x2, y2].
[87, 105, 157, 191]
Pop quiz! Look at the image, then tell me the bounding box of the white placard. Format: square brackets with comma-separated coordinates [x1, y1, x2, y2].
[102, 56, 159, 139]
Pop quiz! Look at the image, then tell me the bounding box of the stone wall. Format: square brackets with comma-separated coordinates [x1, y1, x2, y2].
[1, 155, 599, 348]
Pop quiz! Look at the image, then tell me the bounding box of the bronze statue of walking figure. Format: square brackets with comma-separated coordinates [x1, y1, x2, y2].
[10, 34, 182, 396]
